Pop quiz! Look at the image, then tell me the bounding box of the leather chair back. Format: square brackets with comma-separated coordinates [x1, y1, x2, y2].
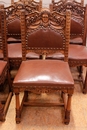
[20, 10, 71, 62]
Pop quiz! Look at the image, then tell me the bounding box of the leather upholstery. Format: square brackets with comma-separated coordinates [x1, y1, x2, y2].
[70, 37, 82, 45]
[13, 60, 74, 86]
[8, 43, 39, 59]
[7, 19, 21, 35]
[47, 44, 87, 60]
[46, 52, 64, 59]
[8, 43, 22, 58]
[69, 44, 87, 60]
[27, 28, 64, 48]
[7, 37, 21, 43]
[70, 18, 83, 34]
[7, 19, 21, 43]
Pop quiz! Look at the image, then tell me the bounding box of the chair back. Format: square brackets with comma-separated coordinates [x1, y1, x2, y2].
[20, 10, 71, 62]
[0, 1, 42, 42]
[50, 0, 87, 46]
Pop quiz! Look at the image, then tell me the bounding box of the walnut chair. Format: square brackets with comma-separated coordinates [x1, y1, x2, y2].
[0, 3, 41, 70]
[48, 0, 87, 93]
[13, 10, 74, 124]
[0, 9, 12, 121]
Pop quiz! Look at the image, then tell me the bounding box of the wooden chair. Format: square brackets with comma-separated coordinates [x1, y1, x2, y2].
[0, 9, 12, 121]
[13, 9, 74, 124]
[0, 3, 41, 70]
[47, 0, 87, 93]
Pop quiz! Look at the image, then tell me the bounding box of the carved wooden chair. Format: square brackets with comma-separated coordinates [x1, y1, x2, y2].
[47, 1, 87, 93]
[13, 10, 74, 124]
[0, 9, 12, 121]
[0, 3, 41, 70]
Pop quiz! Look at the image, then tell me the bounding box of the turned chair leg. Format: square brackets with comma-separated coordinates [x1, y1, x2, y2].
[15, 92, 21, 124]
[83, 69, 87, 94]
[77, 66, 83, 77]
[64, 93, 72, 125]
[0, 102, 5, 121]
[24, 91, 28, 102]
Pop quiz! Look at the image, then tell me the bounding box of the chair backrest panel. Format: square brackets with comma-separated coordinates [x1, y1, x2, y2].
[50, 0, 87, 45]
[20, 10, 71, 61]
[27, 28, 64, 48]
[70, 17, 83, 35]
[0, 2, 42, 41]
[7, 18, 21, 36]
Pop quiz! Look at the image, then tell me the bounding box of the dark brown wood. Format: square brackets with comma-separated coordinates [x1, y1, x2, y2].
[0, 9, 12, 121]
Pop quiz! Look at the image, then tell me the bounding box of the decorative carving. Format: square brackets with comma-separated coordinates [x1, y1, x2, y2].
[50, 0, 85, 38]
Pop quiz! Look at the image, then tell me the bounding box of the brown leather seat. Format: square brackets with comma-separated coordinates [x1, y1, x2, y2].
[13, 10, 74, 124]
[7, 37, 21, 44]
[70, 37, 83, 45]
[14, 60, 74, 86]
[8, 43, 39, 69]
[69, 45, 87, 60]
[8, 43, 39, 59]
[8, 43, 22, 58]
[47, 44, 87, 61]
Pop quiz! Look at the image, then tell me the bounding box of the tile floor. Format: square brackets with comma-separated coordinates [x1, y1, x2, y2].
[0, 67, 87, 130]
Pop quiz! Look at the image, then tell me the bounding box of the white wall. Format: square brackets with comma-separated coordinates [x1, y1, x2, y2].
[0, 0, 87, 7]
